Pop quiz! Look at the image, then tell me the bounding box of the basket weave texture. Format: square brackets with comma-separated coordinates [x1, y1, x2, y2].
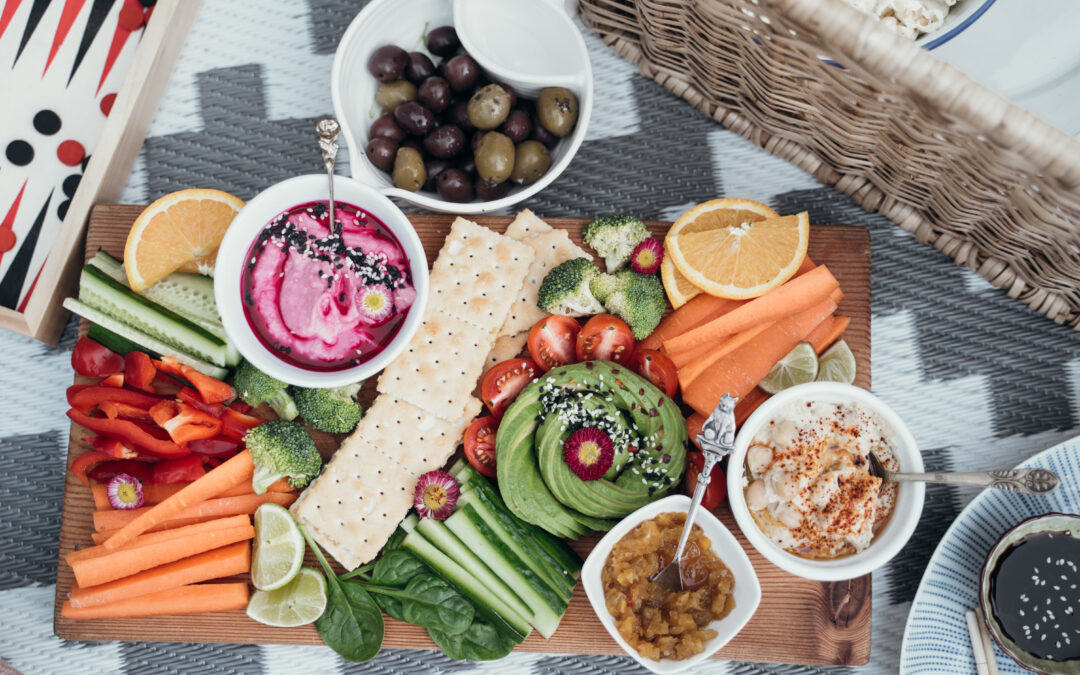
[579, 0, 1080, 328]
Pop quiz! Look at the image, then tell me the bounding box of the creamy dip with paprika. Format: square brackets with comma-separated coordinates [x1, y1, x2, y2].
[242, 200, 414, 371]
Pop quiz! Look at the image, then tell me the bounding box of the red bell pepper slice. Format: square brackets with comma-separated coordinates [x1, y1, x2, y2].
[67, 385, 166, 414]
[67, 409, 189, 459]
[72, 336, 125, 378]
[220, 407, 264, 441]
[70, 450, 116, 486]
[177, 386, 224, 417]
[151, 455, 207, 484]
[66, 384, 92, 406]
[228, 400, 252, 414]
[149, 400, 223, 445]
[154, 357, 235, 404]
[88, 436, 139, 459]
[101, 373, 125, 387]
[87, 460, 153, 485]
[98, 401, 156, 424]
[187, 437, 240, 458]
[123, 351, 157, 392]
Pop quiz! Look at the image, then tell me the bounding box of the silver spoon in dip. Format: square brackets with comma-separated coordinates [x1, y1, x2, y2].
[651, 394, 738, 592]
[316, 117, 341, 233]
[867, 451, 1059, 494]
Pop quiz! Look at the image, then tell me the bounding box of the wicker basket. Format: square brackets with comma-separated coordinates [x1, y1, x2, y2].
[579, 0, 1080, 329]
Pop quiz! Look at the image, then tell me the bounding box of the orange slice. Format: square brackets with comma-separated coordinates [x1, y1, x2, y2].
[659, 254, 701, 309]
[666, 199, 808, 299]
[124, 189, 245, 292]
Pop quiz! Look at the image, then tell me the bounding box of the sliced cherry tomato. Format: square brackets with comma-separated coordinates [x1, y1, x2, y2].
[480, 358, 539, 419]
[575, 314, 635, 364]
[463, 416, 499, 478]
[188, 437, 240, 458]
[684, 451, 726, 510]
[72, 336, 125, 378]
[631, 349, 679, 398]
[151, 455, 207, 484]
[527, 315, 579, 372]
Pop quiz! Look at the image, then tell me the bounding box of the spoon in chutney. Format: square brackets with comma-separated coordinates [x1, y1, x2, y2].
[651, 394, 738, 592]
[867, 450, 1059, 494]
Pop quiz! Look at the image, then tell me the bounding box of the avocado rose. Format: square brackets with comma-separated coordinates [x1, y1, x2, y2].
[495, 360, 687, 539]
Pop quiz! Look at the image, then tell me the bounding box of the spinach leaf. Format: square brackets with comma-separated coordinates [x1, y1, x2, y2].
[365, 574, 474, 635]
[369, 549, 427, 587]
[428, 619, 515, 661]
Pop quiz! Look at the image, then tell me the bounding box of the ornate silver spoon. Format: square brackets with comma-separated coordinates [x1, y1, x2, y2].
[868, 451, 1059, 494]
[316, 117, 341, 233]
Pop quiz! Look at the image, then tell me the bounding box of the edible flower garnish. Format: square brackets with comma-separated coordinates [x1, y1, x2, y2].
[563, 427, 614, 481]
[356, 284, 394, 325]
[107, 473, 145, 510]
[629, 238, 663, 275]
[414, 470, 459, 520]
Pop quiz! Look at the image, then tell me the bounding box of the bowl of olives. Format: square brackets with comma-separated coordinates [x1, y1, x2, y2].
[331, 0, 592, 213]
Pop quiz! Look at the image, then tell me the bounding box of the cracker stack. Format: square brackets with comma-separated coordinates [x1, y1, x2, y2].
[291, 217, 534, 569]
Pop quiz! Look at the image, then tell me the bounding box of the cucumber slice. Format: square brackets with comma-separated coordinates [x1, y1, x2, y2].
[78, 265, 227, 366]
[413, 517, 533, 622]
[401, 529, 531, 642]
[87, 250, 126, 282]
[87, 323, 159, 358]
[63, 298, 229, 379]
[447, 504, 568, 638]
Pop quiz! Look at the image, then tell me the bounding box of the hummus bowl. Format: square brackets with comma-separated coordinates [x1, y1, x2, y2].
[727, 382, 924, 582]
[215, 174, 428, 388]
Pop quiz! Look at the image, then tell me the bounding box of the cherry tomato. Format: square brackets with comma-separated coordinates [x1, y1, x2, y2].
[463, 416, 499, 478]
[631, 349, 679, 398]
[575, 314, 635, 364]
[528, 315, 580, 372]
[480, 358, 539, 419]
[684, 451, 726, 510]
[72, 336, 125, 378]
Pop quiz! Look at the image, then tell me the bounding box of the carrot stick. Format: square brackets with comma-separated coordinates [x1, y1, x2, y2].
[92, 478, 293, 512]
[683, 296, 838, 416]
[804, 315, 836, 354]
[735, 387, 771, 427]
[61, 582, 249, 619]
[103, 450, 254, 551]
[68, 541, 251, 609]
[677, 322, 774, 388]
[811, 315, 850, 353]
[664, 265, 839, 358]
[686, 413, 706, 451]
[69, 524, 254, 588]
[70, 515, 251, 563]
[93, 491, 296, 533]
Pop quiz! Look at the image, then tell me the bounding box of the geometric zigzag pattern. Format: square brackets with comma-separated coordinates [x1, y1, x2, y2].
[1, 0, 1078, 673]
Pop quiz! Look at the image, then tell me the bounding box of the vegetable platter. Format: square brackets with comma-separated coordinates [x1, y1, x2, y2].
[54, 205, 873, 666]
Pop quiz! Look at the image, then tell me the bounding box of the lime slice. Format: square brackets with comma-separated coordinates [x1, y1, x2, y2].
[246, 566, 327, 627]
[759, 342, 819, 394]
[816, 339, 856, 384]
[251, 502, 305, 591]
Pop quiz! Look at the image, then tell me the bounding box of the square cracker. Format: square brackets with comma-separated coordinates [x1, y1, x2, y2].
[360, 394, 481, 477]
[486, 331, 528, 367]
[499, 229, 592, 336]
[425, 217, 534, 334]
[504, 208, 553, 241]
[377, 309, 492, 421]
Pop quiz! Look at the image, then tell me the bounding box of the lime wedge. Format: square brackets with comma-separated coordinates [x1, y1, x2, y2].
[759, 342, 819, 394]
[246, 566, 327, 627]
[816, 339, 856, 384]
[251, 502, 305, 591]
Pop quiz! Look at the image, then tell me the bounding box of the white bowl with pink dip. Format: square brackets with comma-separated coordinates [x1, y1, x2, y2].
[215, 174, 428, 388]
[726, 382, 924, 582]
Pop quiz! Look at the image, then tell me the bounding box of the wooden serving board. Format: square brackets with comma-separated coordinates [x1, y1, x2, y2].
[55, 206, 872, 666]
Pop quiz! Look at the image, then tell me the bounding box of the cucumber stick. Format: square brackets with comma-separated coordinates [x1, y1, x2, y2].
[87, 323, 158, 358]
[446, 505, 568, 638]
[401, 529, 531, 641]
[64, 298, 228, 379]
[78, 265, 227, 366]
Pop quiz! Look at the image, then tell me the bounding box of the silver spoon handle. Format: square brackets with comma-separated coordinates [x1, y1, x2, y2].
[885, 468, 1059, 494]
[672, 452, 717, 564]
[316, 118, 340, 231]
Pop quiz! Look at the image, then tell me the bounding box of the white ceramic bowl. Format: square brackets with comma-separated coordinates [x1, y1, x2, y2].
[581, 494, 762, 675]
[920, 0, 997, 50]
[214, 174, 428, 388]
[330, 0, 593, 214]
[726, 382, 924, 582]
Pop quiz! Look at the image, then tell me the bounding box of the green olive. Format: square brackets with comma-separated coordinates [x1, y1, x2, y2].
[392, 146, 426, 191]
[510, 140, 551, 185]
[474, 132, 515, 184]
[536, 87, 578, 137]
[376, 79, 417, 112]
[466, 84, 511, 130]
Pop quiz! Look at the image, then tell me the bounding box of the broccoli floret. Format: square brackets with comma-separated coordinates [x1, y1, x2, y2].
[582, 214, 650, 272]
[598, 269, 666, 339]
[537, 258, 605, 316]
[233, 360, 298, 420]
[294, 383, 364, 434]
[244, 419, 322, 493]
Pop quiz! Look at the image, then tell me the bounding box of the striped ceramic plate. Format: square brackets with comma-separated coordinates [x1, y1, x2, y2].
[901, 435, 1080, 673]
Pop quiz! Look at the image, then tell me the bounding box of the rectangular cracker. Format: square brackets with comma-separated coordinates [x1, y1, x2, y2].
[504, 208, 553, 241]
[499, 229, 593, 336]
[360, 394, 481, 477]
[485, 331, 528, 368]
[377, 309, 492, 421]
[425, 217, 535, 334]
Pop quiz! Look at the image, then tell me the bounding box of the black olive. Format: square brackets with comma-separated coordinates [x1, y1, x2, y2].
[417, 76, 451, 113]
[448, 99, 475, 133]
[443, 54, 479, 93]
[475, 178, 512, 201]
[367, 45, 407, 82]
[370, 114, 406, 143]
[404, 51, 435, 83]
[393, 100, 436, 136]
[365, 137, 397, 172]
[425, 26, 460, 57]
[423, 158, 452, 191]
[530, 111, 559, 149]
[499, 109, 531, 143]
[436, 168, 474, 202]
[423, 124, 466, 159]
